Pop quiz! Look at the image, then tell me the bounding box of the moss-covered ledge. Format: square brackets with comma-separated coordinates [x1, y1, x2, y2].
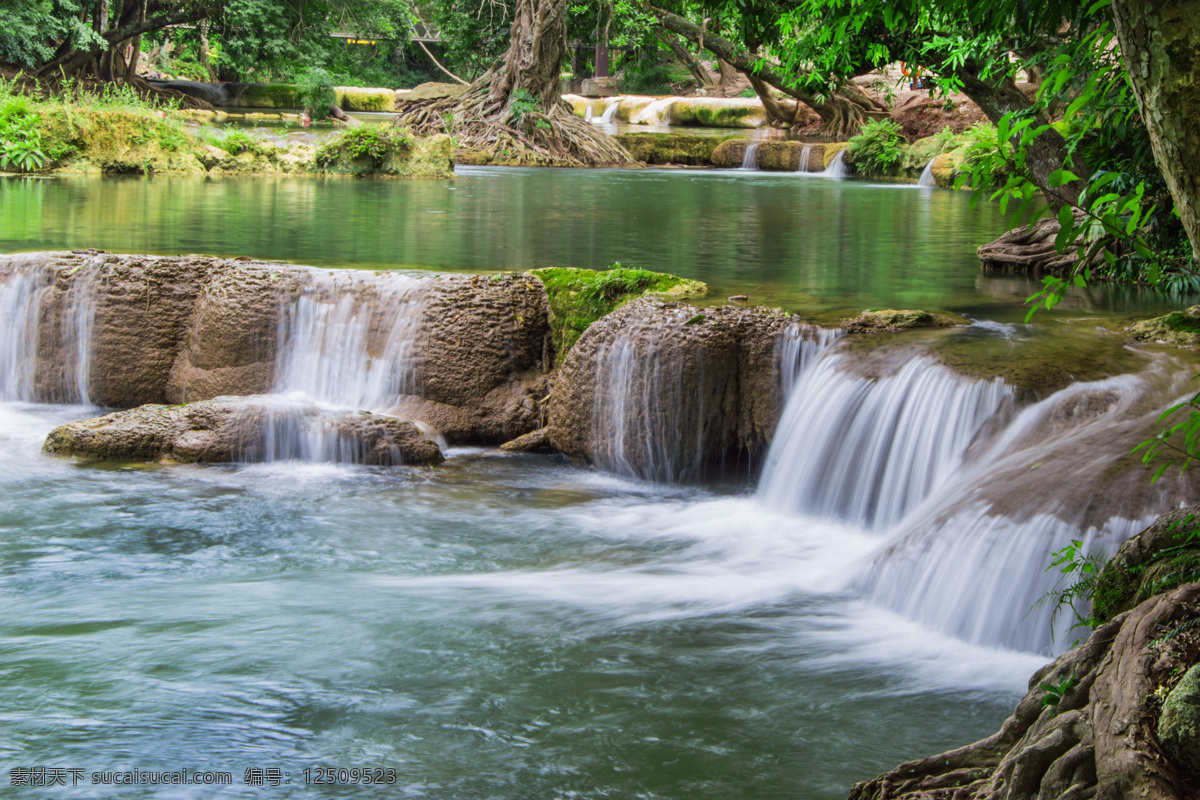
[1127, 306, 1200, 346]
[527, 266, 707, 364]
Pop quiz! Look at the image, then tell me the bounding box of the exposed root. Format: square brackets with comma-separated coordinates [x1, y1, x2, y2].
[848, 581, 1200, 800]
[978, 214, 1109, 278]
[394, 92, 632, 167]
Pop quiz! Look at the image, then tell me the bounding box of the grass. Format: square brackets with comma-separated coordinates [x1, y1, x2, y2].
[529, 265, 707, 364]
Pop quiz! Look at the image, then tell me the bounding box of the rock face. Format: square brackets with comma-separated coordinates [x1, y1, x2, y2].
[841, 309, 965, 333]
[547, 297, 798, 481]
[43, 397, 445, 466]
[849, 508, 1200, 800]
[0, 252, 551, 444]
[616, 133, 743, 165]
[711, 140, 848, 171]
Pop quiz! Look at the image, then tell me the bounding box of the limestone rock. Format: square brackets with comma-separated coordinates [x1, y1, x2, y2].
[547, 297, 798, 480]
[399, 82, 467, 102]
[616, 133, 742, 166]
[499, 426, 555, 453]
[1159, 664, 1200, 782]
[43, 397, 444, 466]
[1127, 306, 1200, 346]
[842, 308, 965, 333]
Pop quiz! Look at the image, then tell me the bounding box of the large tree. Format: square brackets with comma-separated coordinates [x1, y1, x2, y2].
[393, 0, 632, 166]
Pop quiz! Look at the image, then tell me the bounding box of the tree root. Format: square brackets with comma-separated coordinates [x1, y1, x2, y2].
[977, 215, 1108, 278]
[848, 583, 1200, 800]
[394, 93, 633, 167]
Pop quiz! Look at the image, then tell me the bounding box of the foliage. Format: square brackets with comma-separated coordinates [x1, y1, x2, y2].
[315, 126, 414, 167]
[1040, 675, 1079, 714]
[1037, 539, 1109, 640]
[847, 119, 906, 177]
[530, 265, 706, 363]
[295, 68, 337, 120]
[0, 105, 47, 173]
[215, 129, 266, 156]
[509, 89, 550, 131]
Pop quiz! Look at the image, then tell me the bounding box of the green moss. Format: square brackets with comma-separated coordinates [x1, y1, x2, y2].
[335, 86, 395, 113]
[38, 107, 205, 174]
[238, 84, 300, 109]
[694, 104, 763, 128]
[1128, 307, 1200, 346]
[316, 130, 453, 178]
[615, 132, 741, 165]
[529, 265, 708, 364]
[1092, 510, 1200, 625]
[927, 328, 1148, 400]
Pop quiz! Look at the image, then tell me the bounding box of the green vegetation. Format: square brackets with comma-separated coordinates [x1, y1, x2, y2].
[529, 265, 707, 364]
[615, 132, 741, 165]
[315, 126, 414, 168]
[295, 68, 337, 120]
[0, 93, 46, 172]
[847, 119, 906, 178]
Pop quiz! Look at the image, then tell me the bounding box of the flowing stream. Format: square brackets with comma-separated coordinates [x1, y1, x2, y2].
[0, 167, 1190, 798]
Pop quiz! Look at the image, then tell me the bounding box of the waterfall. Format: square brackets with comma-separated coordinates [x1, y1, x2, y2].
[818, 150, 848, 178]
[777, 322, 841, 395]
[274, 271, 430, 411]
[632, 97, 677, 126]
[740, 143, 760, 170]
[917, 159, 936, 187]
[590, 313, 835, 483]
[0, 257, 96, 404]
[757, 354, 1013, 529]
[596, 99, 622, 124]
[797, 146, 813, 173]
[584, 100, 595, 122]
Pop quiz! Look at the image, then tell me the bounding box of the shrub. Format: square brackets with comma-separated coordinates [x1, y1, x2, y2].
[847, 118, 907, 177]
[315, 126, 414, 167]
[295, 68, 337, 120]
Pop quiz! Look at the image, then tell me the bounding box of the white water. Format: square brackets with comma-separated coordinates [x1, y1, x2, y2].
[584, 99, 595, 122]
[758, 354, 1012, 529]
[798, 145, 813, 173]
[274, 271, 430, 410]
[596, 98, 622, 124]
[0, 257, 95, 403]
[917, 159, 937, 187]
[819, 150, 848, 178]
[632, 97, 676, 126]
[741, 143, 760, 170]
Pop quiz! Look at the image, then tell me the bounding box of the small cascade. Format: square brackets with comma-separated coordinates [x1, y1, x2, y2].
[0, 258, 96, 404]
[917, 159, 937, 187]
[797, 146, 813, 173]
[240, 395, 411, 465]
[596, 99, 622, 124]
[274, 271, 430, 410]
[584, 99, 595, 122]
[777, 322, 841, 396]
[757, 354, 1013, 529]
[857, 369, 1193, 654]
[740, 143, 760, 170]
[590, 313, 835, 483]
[632, 97, 677, 126]
[818, 150, 848, 178]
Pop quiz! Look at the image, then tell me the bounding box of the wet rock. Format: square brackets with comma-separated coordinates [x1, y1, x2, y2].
[842, 308, 965, 333]
[43, 397, 444, 466]
[616, 133, 743, 166]
[499, 426, 555, 453]
[335, 86, 396, 112]
[397, 82, 467, 102]
[1159, 664, 1200, 782]
[547, 297, 798, 480]
[1128, 306, 1200, 347]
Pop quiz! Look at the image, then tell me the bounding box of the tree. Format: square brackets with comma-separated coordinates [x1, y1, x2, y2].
[393, 0, 632, 166]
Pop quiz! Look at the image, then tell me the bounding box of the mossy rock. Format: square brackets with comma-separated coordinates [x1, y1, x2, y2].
[672, 98, 765, 128]
[842, 309, 966, 333]
[335, 86, 396, 113]
[455, 148, 493, 166]
[1159, 664, 1200, 782]
[931, 152, 957, 188]
[1092, 507, 1200, 625]
[38, 108, 206, 175]
[1128, 307, 1200, 347]
[926, 326, 1148, 401]
[528, 266, 708, 364]
[398, 82, 467, 102]
[615, 133, 742, 165]
[563, 94, 590, 118]
[316, 130, 454, 178]
[237, 84, 300, 109]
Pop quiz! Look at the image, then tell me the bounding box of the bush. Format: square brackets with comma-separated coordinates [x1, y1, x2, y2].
[847, 118, 907, 177]
[315, 125, 414, 167]
[295, 67, 337, 120]
[0, 88, 46, 172]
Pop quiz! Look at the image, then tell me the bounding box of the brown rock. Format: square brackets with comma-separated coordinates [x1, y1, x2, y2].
[547, 297, 799, 480]
[499, 426, 555, 453]
[43, 396, 444, 466]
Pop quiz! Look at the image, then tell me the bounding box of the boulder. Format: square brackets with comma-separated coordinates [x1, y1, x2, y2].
[670, 97, 765, 128]
[616, 133, 743, 165]
[334, 86, 396, 113]
[547, 297, 799, 481]
[1159, 664, 1200, 783]
[399, 82, 467, 102]
[499, 426, 555, 453]
[43, 397, 444, 466]
[931, 151, 956, 187]
[1128, 306, 1200, 346]
[842, 308, 965, 333]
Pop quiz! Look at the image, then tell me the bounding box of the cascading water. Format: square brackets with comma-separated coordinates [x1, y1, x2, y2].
[917, 159, 937, 187]
[797, 146, 813, 173]
[818, 150, 848, 178]
[0, 257, 96, 404]
[584, 100, 595, 122]
[740, 143, 761, 171]
[274, 271, 430, 410]
[596, 98, 622, 124]
[757, 353, 1013, 529]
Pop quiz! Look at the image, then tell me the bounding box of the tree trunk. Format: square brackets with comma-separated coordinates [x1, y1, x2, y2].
[1111, 0, 1200, 263]
[393, 0, 632, 166]
[953, 64, 1087, 205]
